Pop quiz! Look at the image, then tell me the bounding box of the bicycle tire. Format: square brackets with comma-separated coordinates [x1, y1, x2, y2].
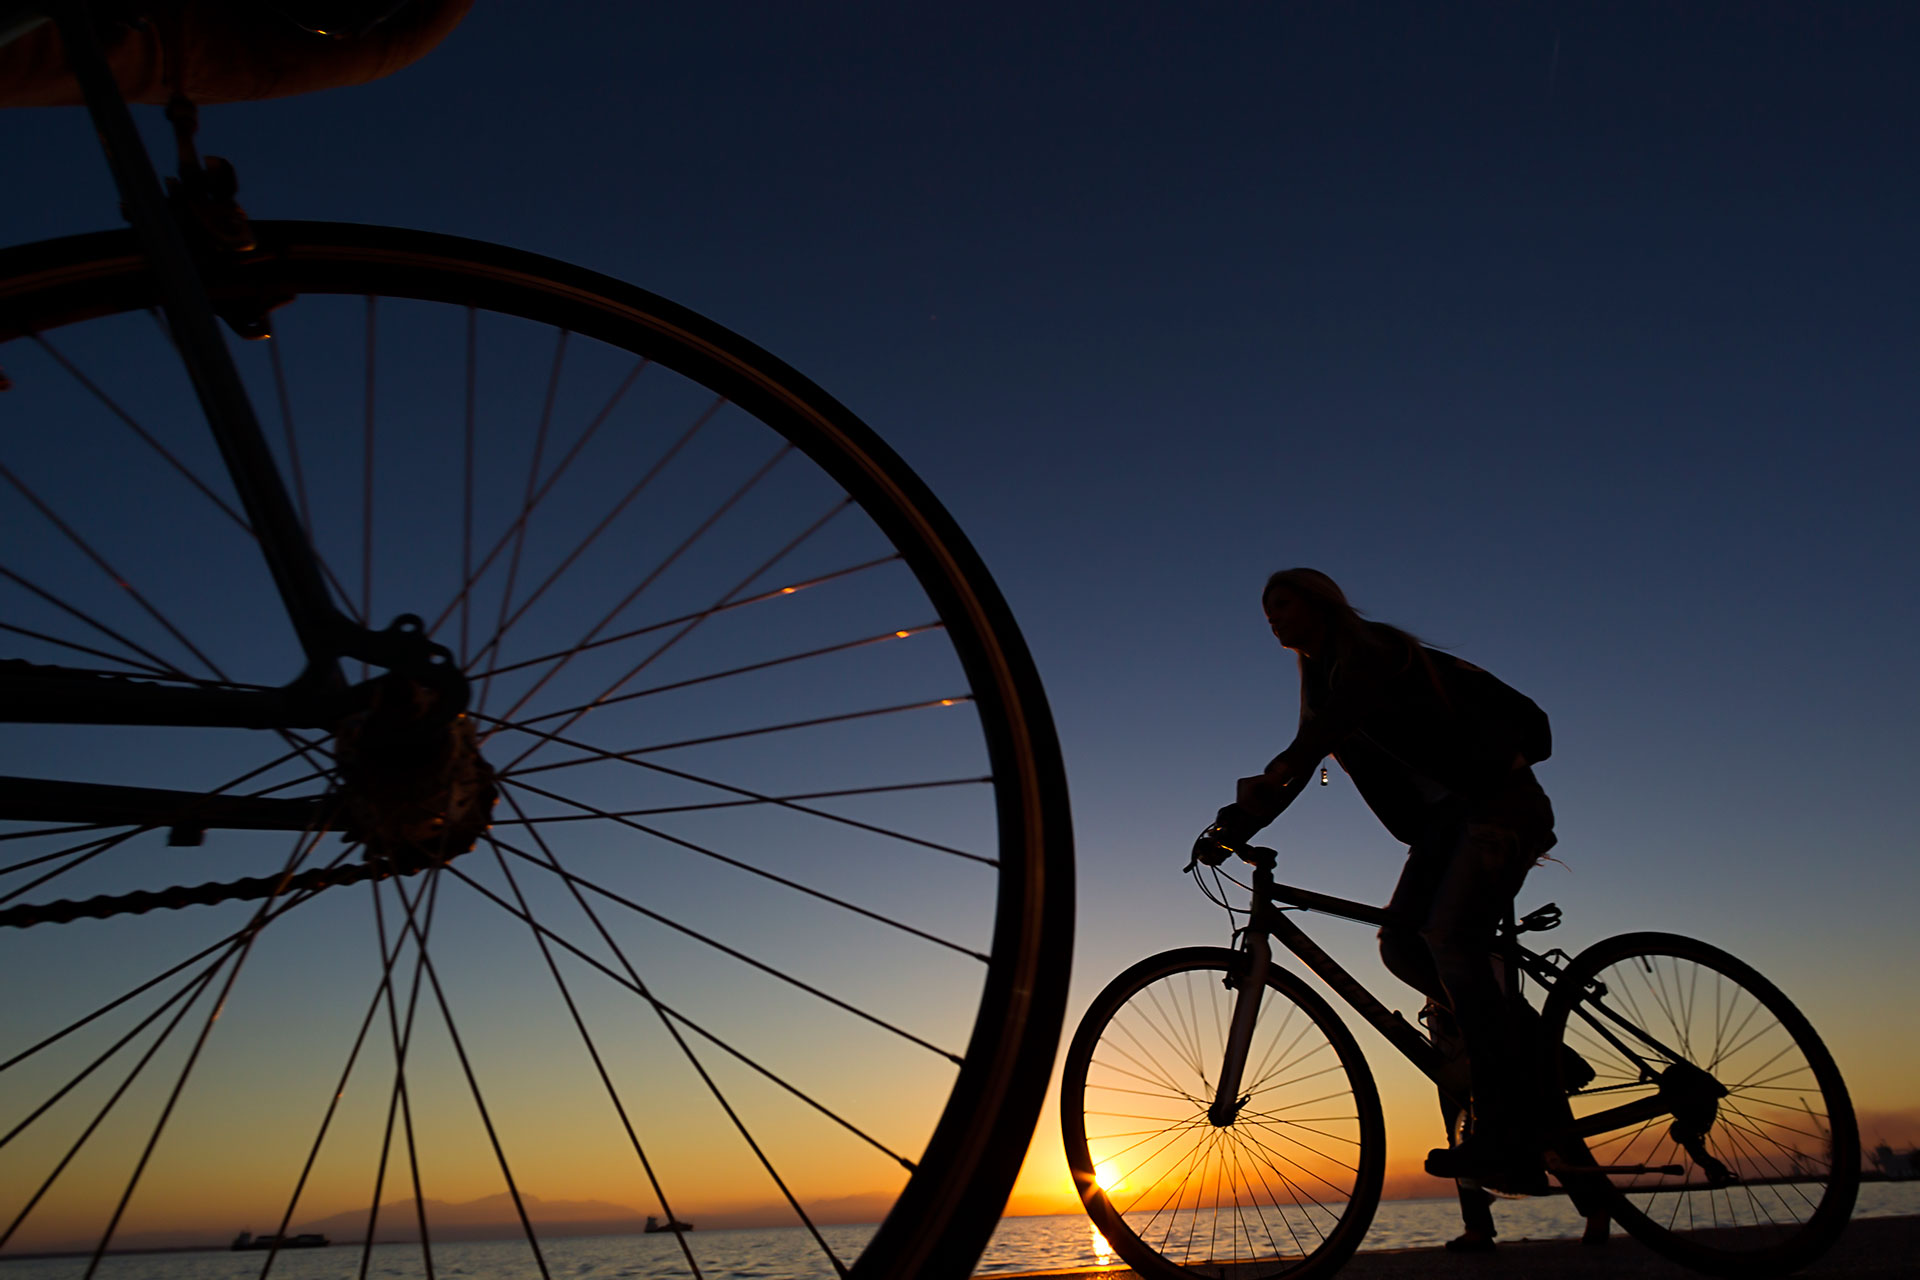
[1061, 946, 1386, 1280]
[1540, 932, 1858, 1278]
[0, 221, 1073, 1279]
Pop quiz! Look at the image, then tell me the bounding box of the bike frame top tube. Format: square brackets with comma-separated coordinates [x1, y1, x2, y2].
[1257, 875, 1397, 930]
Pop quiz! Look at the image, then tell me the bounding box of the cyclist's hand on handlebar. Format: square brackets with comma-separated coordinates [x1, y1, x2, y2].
[1188, 829, 1234, 870]
[1185, 804, 1260, 871]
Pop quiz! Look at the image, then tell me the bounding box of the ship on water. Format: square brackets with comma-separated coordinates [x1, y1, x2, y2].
[644, 1215, 694, 1234]
[232, 1230, 330, 1251]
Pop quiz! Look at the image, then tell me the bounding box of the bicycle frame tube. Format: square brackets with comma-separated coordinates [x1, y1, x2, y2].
[1208, 925, 1270, 1125]
[48, 1, 353, 685]
[1243, 861, 1447, 1087]
[1, 7, 472, 836]
[1221, 856, 1708, 1154]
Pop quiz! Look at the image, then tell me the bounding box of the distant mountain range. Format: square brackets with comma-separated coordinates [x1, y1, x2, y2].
[292, 1188, 902, 1241]
[294, 1192, 649, 1243]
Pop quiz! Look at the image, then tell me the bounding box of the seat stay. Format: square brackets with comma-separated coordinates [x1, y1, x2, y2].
[1564, 983, 1694, 1079]
[48, 0, 352, 688]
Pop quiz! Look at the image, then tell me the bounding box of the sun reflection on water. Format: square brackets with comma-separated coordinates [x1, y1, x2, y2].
[1089, 1218, 1116, 1263]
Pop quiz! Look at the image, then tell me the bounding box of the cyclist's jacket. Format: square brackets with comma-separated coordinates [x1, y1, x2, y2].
[1246, 624, 1551, 845]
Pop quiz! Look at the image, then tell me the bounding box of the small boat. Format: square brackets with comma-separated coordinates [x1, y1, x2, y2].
[232, 1230, 330, 1250]
[643, 1215, 693, 1234]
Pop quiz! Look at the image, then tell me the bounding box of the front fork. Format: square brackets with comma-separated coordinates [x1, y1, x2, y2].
[1209, 928, 1272, 1127]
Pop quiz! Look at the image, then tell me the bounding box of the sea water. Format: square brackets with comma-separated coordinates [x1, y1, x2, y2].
[5, 1182, 1916, 1279]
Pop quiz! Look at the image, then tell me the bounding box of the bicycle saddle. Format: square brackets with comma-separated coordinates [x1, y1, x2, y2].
[0, 0, 470, 108]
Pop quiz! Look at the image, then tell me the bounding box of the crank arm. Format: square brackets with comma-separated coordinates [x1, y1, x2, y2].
[1546, 1153, 1685, 1178]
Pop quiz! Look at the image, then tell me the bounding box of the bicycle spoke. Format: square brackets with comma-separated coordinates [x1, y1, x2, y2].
[81, 821, 333, 1275]
[360, 295, 376, 655]
[381, 872, 551, 1280]
[497, 621, 946, 738]
[508, 694, 973, 776]
[29, 332, 251, 534]
[482, 444, 808, 751]
[497, 737, 992, 865]
[467, 363, 660, 660]
[0, 950, 231, 1251]
[429, 366, 692, 658]
[1113, 1002, 1206, 1095]
[484, 776, 990, 824]
[477, 805, 849, 1275]
[480, 834, 702, 1276]
[458, 307, 476, 666]
[358, 873, 442, 1280]
[494, 778, 986, 960]
[1087, 1053, 1205, 1105]
[254, 877, 432, 1280]
[2, 464, 231, 682]
[0, 742, 328, 902]
[0, 827, 146, 906]
[0, 620, 177, 678]
[0, 938, 229, 1151]
[0, 563, 191, 679]
[489, 830, 963, 1063]
[471, 328, 567, 716]
[467, 552, 898, 682]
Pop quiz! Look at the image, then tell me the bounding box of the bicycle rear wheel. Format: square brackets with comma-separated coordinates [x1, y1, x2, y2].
[1541, 932, 1858, 1278]
[1061, 947, 1385, 1280]
[0, 222, 1072, 1278]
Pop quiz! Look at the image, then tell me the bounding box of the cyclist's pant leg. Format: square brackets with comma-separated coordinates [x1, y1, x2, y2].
[1421, 824, 1531, 1138]
[1378, 822, 1453, 1004]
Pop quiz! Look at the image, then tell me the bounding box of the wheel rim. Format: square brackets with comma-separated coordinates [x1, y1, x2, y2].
[1064, 951, 1381, 1279]
[1547, 934, 1857, 1271]
[0, 225, 1072, 1277]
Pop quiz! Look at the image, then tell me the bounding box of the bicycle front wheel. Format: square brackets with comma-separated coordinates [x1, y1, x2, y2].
[0, 222, 1072, 1279]
[1542, 932, 1859, 1278]
[1061, 947, 1385, 1280]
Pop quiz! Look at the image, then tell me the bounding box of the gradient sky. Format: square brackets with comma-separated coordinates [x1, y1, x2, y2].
[3, 0, 1917, 1246]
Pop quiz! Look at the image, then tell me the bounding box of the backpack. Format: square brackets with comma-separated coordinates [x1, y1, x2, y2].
[1432, 653, 1553, 767]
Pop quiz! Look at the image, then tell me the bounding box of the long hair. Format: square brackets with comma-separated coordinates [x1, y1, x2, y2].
[1261, 568, 1422, 683]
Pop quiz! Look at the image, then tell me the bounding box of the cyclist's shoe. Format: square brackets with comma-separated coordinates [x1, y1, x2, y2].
[1425, 1140, 1549, 1198]
[1444, 1231, 1496, 1253]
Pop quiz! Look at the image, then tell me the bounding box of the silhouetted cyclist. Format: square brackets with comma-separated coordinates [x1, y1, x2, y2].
[1193, 567, 1558, 1198]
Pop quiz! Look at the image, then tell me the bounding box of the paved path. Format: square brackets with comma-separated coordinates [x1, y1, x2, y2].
[990, 1213, 1918, 1279]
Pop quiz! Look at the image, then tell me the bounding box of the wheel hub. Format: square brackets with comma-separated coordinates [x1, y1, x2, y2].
[333, 671, 496, 874]
[1208, 1093, 1250, 1127]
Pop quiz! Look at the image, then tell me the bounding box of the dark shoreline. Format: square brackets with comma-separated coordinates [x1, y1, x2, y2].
[8, 1207, 1916, 1268]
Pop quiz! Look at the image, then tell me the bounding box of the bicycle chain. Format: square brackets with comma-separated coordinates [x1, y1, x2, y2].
[0, 858, 406, 929]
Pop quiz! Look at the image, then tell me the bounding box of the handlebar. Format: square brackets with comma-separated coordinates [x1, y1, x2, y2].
[1184, 839, 1278, 874]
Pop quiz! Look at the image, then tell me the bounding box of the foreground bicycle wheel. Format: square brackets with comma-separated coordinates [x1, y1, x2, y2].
[0, 223, 1072, 1278]
[1542, 932, 1858, 1278]
[1061, 947, 1385, 1280]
